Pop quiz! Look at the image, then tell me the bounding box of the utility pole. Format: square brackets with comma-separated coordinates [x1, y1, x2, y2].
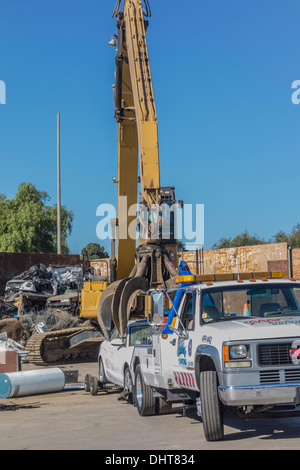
[57, 113, 62, 255]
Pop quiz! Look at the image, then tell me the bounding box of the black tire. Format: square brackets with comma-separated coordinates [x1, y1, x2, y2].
[124, 367, 134, 404]
[134, 364, 156, 416]
[90, 376, 99, 396]
[84, 374, 92, 392]
[199, 370, 224, 441]
[98, 357, 106, 389]
[156, 397, 172, 415]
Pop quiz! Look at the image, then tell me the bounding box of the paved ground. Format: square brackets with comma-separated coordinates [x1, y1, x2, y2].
[1, 361, 300, 451]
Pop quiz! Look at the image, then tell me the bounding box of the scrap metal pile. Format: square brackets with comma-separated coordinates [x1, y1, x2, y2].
[2, 263, 84, 316]
[0, 264, 104, 365]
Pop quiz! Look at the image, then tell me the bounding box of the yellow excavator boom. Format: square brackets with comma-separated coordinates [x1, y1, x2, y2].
[113, 0, 163, 281]
[84, 0, 179, 338]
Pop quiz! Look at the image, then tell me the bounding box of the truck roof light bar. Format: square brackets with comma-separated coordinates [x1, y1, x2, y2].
[175, 271, 286, 284]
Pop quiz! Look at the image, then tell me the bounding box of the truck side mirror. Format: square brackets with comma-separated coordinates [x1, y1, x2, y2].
[111, 338, 125, 346]
[151, 291, 164, 324]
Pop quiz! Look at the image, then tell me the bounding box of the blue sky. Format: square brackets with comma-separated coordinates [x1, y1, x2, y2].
[1, 0, 300, 255]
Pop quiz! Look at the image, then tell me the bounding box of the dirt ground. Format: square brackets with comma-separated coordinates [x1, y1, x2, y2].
[1, 360, 300, 451]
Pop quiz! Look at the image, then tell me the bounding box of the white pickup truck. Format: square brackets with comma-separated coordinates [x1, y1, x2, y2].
[128, 271, 300, 441]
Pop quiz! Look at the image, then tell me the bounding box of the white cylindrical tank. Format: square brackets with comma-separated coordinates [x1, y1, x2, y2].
[0, 368, 65, 399]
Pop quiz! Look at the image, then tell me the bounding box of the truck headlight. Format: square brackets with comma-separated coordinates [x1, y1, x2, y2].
[229, 344, 248, 359]
[223, 344, 251, 368]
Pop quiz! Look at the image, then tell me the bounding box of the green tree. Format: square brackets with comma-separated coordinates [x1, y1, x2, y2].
[211, 237, 232, 249]
[269, 225, 300, 247]
[287, 224, 300, 248]
[269, 230, 289, 244]
[177, 240, 186, 251]
[212, 231, 266, 249]
[212, 224, 300, 250]
[81, 242, 109, 260]
[0, 182, 73, 253]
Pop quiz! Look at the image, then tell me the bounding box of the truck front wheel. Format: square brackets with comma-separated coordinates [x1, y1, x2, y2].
[135, 364, 156, 416]
[199, 370, 224, 441]
[98, 357, 106, 389]
[124, 367, 133, 404]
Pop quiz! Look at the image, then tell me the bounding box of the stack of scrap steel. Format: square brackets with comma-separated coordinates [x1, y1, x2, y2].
[2, 263, 84, 317]
[0, 263, 104, 365]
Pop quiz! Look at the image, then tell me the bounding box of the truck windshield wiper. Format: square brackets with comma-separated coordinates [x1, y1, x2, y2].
[264, 310, 300, 317]
[212, 315, 255, 322]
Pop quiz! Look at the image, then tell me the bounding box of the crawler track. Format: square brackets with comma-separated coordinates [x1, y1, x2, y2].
[26, 327, 104, 365]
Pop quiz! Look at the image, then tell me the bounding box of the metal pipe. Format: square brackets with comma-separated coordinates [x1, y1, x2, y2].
[0, 368, 65, 399]
[129, 264, 137, 278]
[288, 245, 293, 278]
[110, 218, 117, 259]
[163, 254, 178, 277]
[57, 113, 62, 254]
[135, 254, 150, 277]
[115, 17, 124, 122]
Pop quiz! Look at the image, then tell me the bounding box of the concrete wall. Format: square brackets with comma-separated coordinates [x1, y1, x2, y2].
[87, 244, 299, 281]
[0, 252, 81, 293]
[179, 243, 292, 278]
[1, 243, 299, 295]
[292, 248, 300, 279]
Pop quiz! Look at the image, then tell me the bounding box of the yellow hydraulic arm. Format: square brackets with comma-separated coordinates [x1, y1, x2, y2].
[114, 0, 160, 201]
[97, 0, 178, 338]
[80, 0, 178, 335]
[113, 0, 165, 281]
[122, 0, 161, 203]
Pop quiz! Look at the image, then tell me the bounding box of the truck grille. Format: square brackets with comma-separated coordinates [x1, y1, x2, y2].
[259, 369, 300, 384]
[258, 343, 293, 366]
[260, 370, 280, 383]
[285, 369, 300, 382]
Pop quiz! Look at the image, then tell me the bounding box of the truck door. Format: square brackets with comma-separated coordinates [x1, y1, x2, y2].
[105, 329, 128, 386]
[160, 290, 198, 389]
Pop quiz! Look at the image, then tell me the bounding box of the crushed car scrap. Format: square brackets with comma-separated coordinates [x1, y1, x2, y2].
[0, 263, 104, 365]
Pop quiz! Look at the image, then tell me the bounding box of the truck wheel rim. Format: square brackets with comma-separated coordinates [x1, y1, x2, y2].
[124, 370, 132, 393]
[99, 360, 105, 382]
[136, 374, 143, 408]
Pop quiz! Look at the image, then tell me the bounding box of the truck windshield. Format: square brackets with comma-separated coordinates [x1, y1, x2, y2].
[201, 284, 300, 323]
[129, 324, 152, 346]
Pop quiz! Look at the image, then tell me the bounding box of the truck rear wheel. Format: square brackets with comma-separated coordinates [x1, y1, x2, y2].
[199, 370, 224, 441]
[84, 374, 92, 392]
[135, 364, 156, 416]
[89, 376, 99, 396]
[156, 397, 172, 415]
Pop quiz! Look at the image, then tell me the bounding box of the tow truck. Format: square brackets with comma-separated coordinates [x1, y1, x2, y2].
[128, 267, 300, 441]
